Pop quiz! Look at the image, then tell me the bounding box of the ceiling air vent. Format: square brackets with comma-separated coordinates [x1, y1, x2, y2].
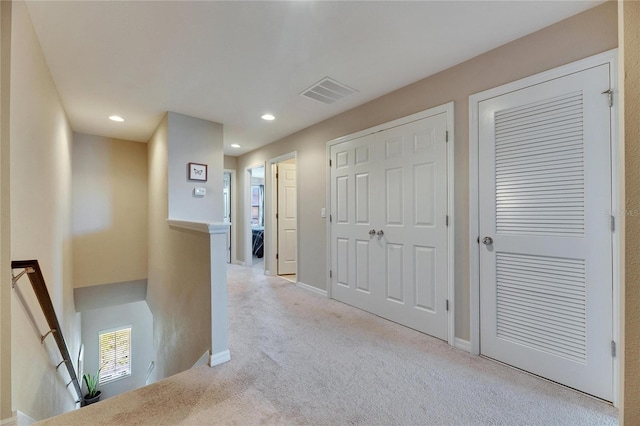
[300, 77, 357, 104]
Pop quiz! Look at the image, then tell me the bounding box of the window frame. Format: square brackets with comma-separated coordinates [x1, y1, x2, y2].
[98, 325, 133, 385]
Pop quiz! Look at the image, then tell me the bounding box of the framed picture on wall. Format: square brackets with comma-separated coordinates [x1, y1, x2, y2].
[188, 162, 208, 181]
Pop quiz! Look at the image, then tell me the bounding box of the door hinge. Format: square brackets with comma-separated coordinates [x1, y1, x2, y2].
[445, 131, 449, 142]
[446, 215, 449, 227]
[446, 299, 449, 311]
[276, 253, 279, 260]
[477, 236, 480, 244]
[611, 215, 615, 232]
[329, 159, 332, 167]
[611, 340, 616, 357]
[276, 173, 279, 179]
[276, 213, 279, 219]
[330, 214, 332, 223]
[329, 270, 332, 278]
[602, 89, 613, 108]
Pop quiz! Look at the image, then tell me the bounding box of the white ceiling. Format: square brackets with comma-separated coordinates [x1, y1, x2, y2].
[25, 1, 602, 156]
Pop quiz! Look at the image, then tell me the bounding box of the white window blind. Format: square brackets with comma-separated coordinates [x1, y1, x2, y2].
[99, 326, 131, 384]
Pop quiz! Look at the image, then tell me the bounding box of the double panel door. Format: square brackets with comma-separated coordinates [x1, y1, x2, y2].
[330, 112, 449, 339]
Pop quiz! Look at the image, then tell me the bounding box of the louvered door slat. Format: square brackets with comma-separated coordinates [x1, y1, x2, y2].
[494, 91, 584, 236]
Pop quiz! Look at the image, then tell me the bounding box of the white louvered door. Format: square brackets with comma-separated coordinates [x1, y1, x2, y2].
[478, 64, 613, 400]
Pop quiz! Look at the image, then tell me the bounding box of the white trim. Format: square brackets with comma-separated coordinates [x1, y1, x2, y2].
[454, 338, 471, 353]
[234, 260, 246, 267]
[265, 152, 298, 279]
[1, 416, 16, 426]
[325, 102, 456, 345]
[468, 49, 619, 405]
[209, 349, 231, 367]
[192, 350, 210, 368]
[296, 281, 328, 297]
[224, 169, 237, 265]
[16, 412, 35, 426]
[167, 219, 229, 235]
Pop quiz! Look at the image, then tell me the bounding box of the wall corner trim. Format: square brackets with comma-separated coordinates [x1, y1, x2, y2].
[209, 350, 231, 367]
[166, 219, 230, 235]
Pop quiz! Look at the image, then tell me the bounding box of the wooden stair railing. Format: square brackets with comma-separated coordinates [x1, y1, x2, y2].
[11, 259, 82, 402]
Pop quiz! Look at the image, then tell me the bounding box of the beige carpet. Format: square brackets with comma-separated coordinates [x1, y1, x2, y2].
[40, 264, 618, 425]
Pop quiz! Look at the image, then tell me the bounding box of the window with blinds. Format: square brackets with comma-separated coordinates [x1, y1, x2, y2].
[99, 326, 132, 384]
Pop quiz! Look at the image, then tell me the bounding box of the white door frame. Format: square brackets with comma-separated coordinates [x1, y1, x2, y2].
[468, 49, 620, 406]
[224, 169, 237, 265]
[325, 102, 456, 346]
[265, 151, 298, 277]
[244, 162, 265, 267]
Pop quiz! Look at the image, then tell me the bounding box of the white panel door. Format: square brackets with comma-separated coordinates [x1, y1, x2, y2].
[478, 64, 613, 400]
[277, 163, 297, 275]
[330, 112, 449, 339]
[376, 118, 449, 339]
[330, 134, 379, 314]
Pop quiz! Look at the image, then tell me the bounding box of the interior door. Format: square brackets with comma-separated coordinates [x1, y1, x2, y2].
[330, 132, 380, 314]
[330, 111, 449, 340]
[478, 64, 613, 400]
[277, 163, 297, 275]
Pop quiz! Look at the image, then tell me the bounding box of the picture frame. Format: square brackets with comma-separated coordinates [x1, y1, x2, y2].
[188, 162, 208, 181]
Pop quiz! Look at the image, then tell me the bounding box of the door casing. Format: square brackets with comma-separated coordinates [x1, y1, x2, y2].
[468, 49, 620, 406]
[326, 102, 456, 346]
[265, 151, 298, 278]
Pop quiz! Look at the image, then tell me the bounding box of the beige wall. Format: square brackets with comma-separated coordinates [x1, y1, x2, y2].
[224, 155, 237, 171]
[146, 115, 212, 379]
[622, 1, 640, 423]
[9, 1, 80, 419]
[167, 112, 223, 223]
[71, 133, 148, 288]
[0, 0, 11, 420]
[236, 2, 618, 340]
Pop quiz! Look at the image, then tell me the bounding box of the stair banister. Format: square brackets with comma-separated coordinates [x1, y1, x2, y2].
[11, 259, 83, 402]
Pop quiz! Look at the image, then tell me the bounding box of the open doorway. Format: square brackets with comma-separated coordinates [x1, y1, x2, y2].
[246, 165, 265, 270]
[267, 153, 297, 283]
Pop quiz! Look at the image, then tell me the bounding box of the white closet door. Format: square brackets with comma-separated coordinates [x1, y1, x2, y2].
[375, 116, 449, 339]
[478, 64, 613, 400]
[330, 133, 381, 314]
[330, 111, 449, 340]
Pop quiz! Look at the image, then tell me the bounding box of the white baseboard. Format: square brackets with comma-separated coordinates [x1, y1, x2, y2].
[16, 411, 35, 426]
[1, 416, 16, 426]
[2, 411, 36, 426]
[234, 260, 246, 266]
[454, 338, 471, 353]
[296, 281, 328, 297]
[193, 350, 210, 368]
[209, 349, 231, 367]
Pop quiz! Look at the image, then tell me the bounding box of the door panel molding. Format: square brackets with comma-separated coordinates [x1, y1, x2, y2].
[469, 49, 619, 405]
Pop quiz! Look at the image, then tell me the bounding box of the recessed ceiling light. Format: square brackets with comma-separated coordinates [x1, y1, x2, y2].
[261, 114, 275, 121]
[109, 115, 125, 122]
[230, 144, 241, 148]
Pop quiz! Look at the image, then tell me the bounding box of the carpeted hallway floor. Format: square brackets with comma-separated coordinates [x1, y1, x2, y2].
[41, 264, 618, 425]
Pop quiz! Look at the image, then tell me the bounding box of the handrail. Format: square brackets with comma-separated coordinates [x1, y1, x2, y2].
[11, 260, 82, 402]
[144, 360, 155, 385]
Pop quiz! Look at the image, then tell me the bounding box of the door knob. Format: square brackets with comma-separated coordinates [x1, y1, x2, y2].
[482, 236, 493, 245]
[369, 229, 376, 236]
[377, 230, 384, 237]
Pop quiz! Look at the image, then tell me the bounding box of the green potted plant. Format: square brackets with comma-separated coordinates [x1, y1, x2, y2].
[82, 367, 102, 406]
